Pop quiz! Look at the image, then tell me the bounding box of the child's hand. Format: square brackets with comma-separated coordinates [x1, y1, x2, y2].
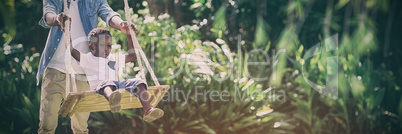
[120, 22, 138, 35]
[56, 12, 71, 32]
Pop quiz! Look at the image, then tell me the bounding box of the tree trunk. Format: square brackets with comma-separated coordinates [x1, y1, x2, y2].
[173, 0, 184, 26]
[146, 0, 165, 16]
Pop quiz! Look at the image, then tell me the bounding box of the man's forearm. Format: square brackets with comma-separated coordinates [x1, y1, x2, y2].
[109, 16, 124, 31]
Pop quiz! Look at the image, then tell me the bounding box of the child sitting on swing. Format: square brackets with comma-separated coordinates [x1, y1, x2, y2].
[70, 25, 163, 122]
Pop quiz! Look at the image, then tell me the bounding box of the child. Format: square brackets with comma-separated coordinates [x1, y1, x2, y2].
[70, 27, 163, 122]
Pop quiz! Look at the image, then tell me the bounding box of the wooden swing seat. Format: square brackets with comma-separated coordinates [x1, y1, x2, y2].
[58, 85, 170, 117]
[59, 0, 168, 116]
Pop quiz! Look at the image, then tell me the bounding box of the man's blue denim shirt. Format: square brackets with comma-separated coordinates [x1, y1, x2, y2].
[37, 0, 120, 85]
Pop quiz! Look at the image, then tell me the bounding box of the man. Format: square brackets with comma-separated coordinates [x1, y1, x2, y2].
[37, 0, 133, 133]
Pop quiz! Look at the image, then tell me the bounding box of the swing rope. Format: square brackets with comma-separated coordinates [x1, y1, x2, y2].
[64, 0, 78, 97]
[123, 0, 160, 86]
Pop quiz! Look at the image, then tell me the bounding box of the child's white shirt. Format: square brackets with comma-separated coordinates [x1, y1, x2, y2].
[80, 52, 126, 90]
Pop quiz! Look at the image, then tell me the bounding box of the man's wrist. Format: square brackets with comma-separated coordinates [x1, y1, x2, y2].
[45, 13, 58, 26]
[54, 15, 60, 27]
[119, 21, 125, 30]
[109, 16, 124, 30]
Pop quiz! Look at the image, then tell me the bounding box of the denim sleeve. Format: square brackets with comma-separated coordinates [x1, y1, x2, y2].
[98, 0, 121, 28]
[38, 0, 58, 29]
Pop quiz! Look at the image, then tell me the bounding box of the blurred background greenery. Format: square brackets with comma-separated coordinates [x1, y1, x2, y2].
[1, 0, 402, 133]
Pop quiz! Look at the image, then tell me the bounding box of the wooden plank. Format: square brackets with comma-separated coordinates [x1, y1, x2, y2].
[59, 85, 170, 116]
[59, 94, 80, 117]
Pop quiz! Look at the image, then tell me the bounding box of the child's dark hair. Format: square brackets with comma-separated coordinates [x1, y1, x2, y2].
[88, 28, 111, 45]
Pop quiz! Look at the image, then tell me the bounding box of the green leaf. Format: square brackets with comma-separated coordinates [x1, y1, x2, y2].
[212, 6, 226, 38]
[254, 17, 270, 48]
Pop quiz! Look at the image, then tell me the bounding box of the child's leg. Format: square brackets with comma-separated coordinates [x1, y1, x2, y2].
[135, 84, 164, 122]
[122, 79, 164, 122]
[137, 84, 151, 112]
[104, 86, 121, 113]
[103, 86, 115, 98]
[95, 81, 121, 113]
[120, 79, 150, 111]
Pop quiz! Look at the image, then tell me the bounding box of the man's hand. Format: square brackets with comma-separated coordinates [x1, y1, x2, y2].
[120, 21, 138, 35]
[56, 13, 71, 31]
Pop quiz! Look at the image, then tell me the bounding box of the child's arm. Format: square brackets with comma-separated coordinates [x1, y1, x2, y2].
[125, 34, 136, 63]
[71, 46, 81, 62]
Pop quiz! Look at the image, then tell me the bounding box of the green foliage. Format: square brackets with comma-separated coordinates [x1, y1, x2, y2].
[211, 6, 226, 38]
[269, 0, 402, 133]
[89, 9, 285, 133]
[0, 0, 16, 41]
[1, 0, 402, 133]
[0, 48, 41, 133]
